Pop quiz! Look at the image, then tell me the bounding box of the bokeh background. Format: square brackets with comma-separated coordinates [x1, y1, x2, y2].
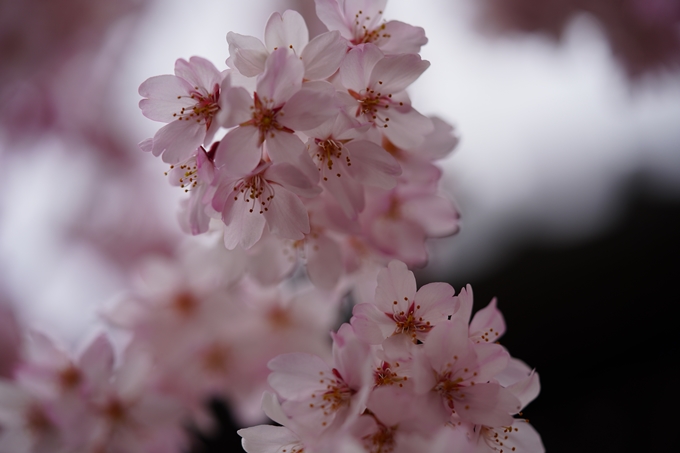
[1, 0, 679, 451]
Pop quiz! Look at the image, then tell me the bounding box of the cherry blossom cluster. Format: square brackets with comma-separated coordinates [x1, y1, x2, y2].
[0, 330, 186, 452]
[138, 0, 459, 291]
[239, 261, 542, 453]
[0, 1, 544, 452]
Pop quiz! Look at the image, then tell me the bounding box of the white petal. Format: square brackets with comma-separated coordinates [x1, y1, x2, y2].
[301, 30, 347, 80]
[227, 32, 268, 77]
[264, 10, 308, 53]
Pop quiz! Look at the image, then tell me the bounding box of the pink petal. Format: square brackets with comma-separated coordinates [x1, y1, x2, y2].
[264, 162, 320, 198]
[78, 334, 114, 388]
[321, 161, 364, 219]
[138, 75, 194, 122]
[222, 196, 267, 250]
[455, 383, 520, 427]
[331, 323, 372, 390]
[174, 56, 222, 91]
[268, 353, 330, 399]
[413, 282, 456, 321]
[265, 132, 318, 183]
[470, 298, 506, 343]
[415, 116, 460, 161]
[423, 320, 469, 373]
[472, 343, 510, 383]
[257, 49, 303, 105]
[138, 74, 192, 101]
[214, 126, 261, 177]
[345, 140, 401, 189]
[278, 86, 338, 132]
[375, 260, 417, 312]
[264, 10, 308, 53]
[305, 234, 343, 290]
[452, 284, 473, 325]
[369, 53, 430, 94]
[381, 105, 434, 150]
[246, 234, 295, 286]
[220, 86, 254, 128]
[507, 371, 541, 411]
[238, 425, 301, 453]
[402, 194, 459, 237]
[369, 216, 428, 267]
[152, 120, 204, 163]
[350, 303, 394, 344]
[227, 32, 268, 77]
[263, 187, 310, 240]
[378, 21, 428, 55]
[315, 0, 352, 39]
[339, 44, 384, 92]
[301, 30, 347, 80]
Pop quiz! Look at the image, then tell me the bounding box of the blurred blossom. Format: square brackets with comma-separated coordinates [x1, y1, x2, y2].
[476, 0, 680, 77]
[0, 0, 144, 161]
[0, 301, 21, 379]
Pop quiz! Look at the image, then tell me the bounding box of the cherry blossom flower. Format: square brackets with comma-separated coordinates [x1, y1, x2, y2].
[315, 0, 428, 54]
[227, 10, 347, 80]
[305, 111, 402, 219]
[338, 44, 433, 149]
[267, 324, 372, 436]
[412, 320, 522, 427]
[360, 183, 460, 266]
[166, 145, 218, 236]
[351, 260, 455, 345]
[139, 56, 225, 164]
[212, 160, 321, 249]
[216, 48, 337, 179]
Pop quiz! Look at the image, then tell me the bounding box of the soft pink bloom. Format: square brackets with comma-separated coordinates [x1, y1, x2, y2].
[351, 260, 455, 345]
[453, 285, 507, 345]
[216, 49, 337, 179]
[305, 111, 402, 219]
[267, 324, 372, 436]
[167, 145, 218, 235]
[212, 160, 321, 249]
[83, 349, 186, 453]
[0, 380, 67, 453]
[227, 10, 347, 80]
[472, 420, 544, 453]
[315, 0, 428, 54]
[382, 116, 460, 186]
[360, 183, 460, 267]
[338, 44, 433, 149]
[412, 320, 522, 427]
[139, 57, 225, 164]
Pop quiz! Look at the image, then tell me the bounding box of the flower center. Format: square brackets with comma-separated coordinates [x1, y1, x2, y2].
[388, 301, 432, 340]
[349, 87, 402, 129]
[363, 421, 397, 453]
[244, 92, 294, 144]
[350, 9, 390, 46]
[313, 139, 352, 181]
[434, 371, 464, 410]
[174, 84, 220, 129]
[481, 425, 520, 452]
[374, 361, 408, 387]
[58, 364, 82, 391]
[232, 173, 275, 214]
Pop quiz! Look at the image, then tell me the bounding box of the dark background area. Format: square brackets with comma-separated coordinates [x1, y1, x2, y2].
[191, 176, 680, 452]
